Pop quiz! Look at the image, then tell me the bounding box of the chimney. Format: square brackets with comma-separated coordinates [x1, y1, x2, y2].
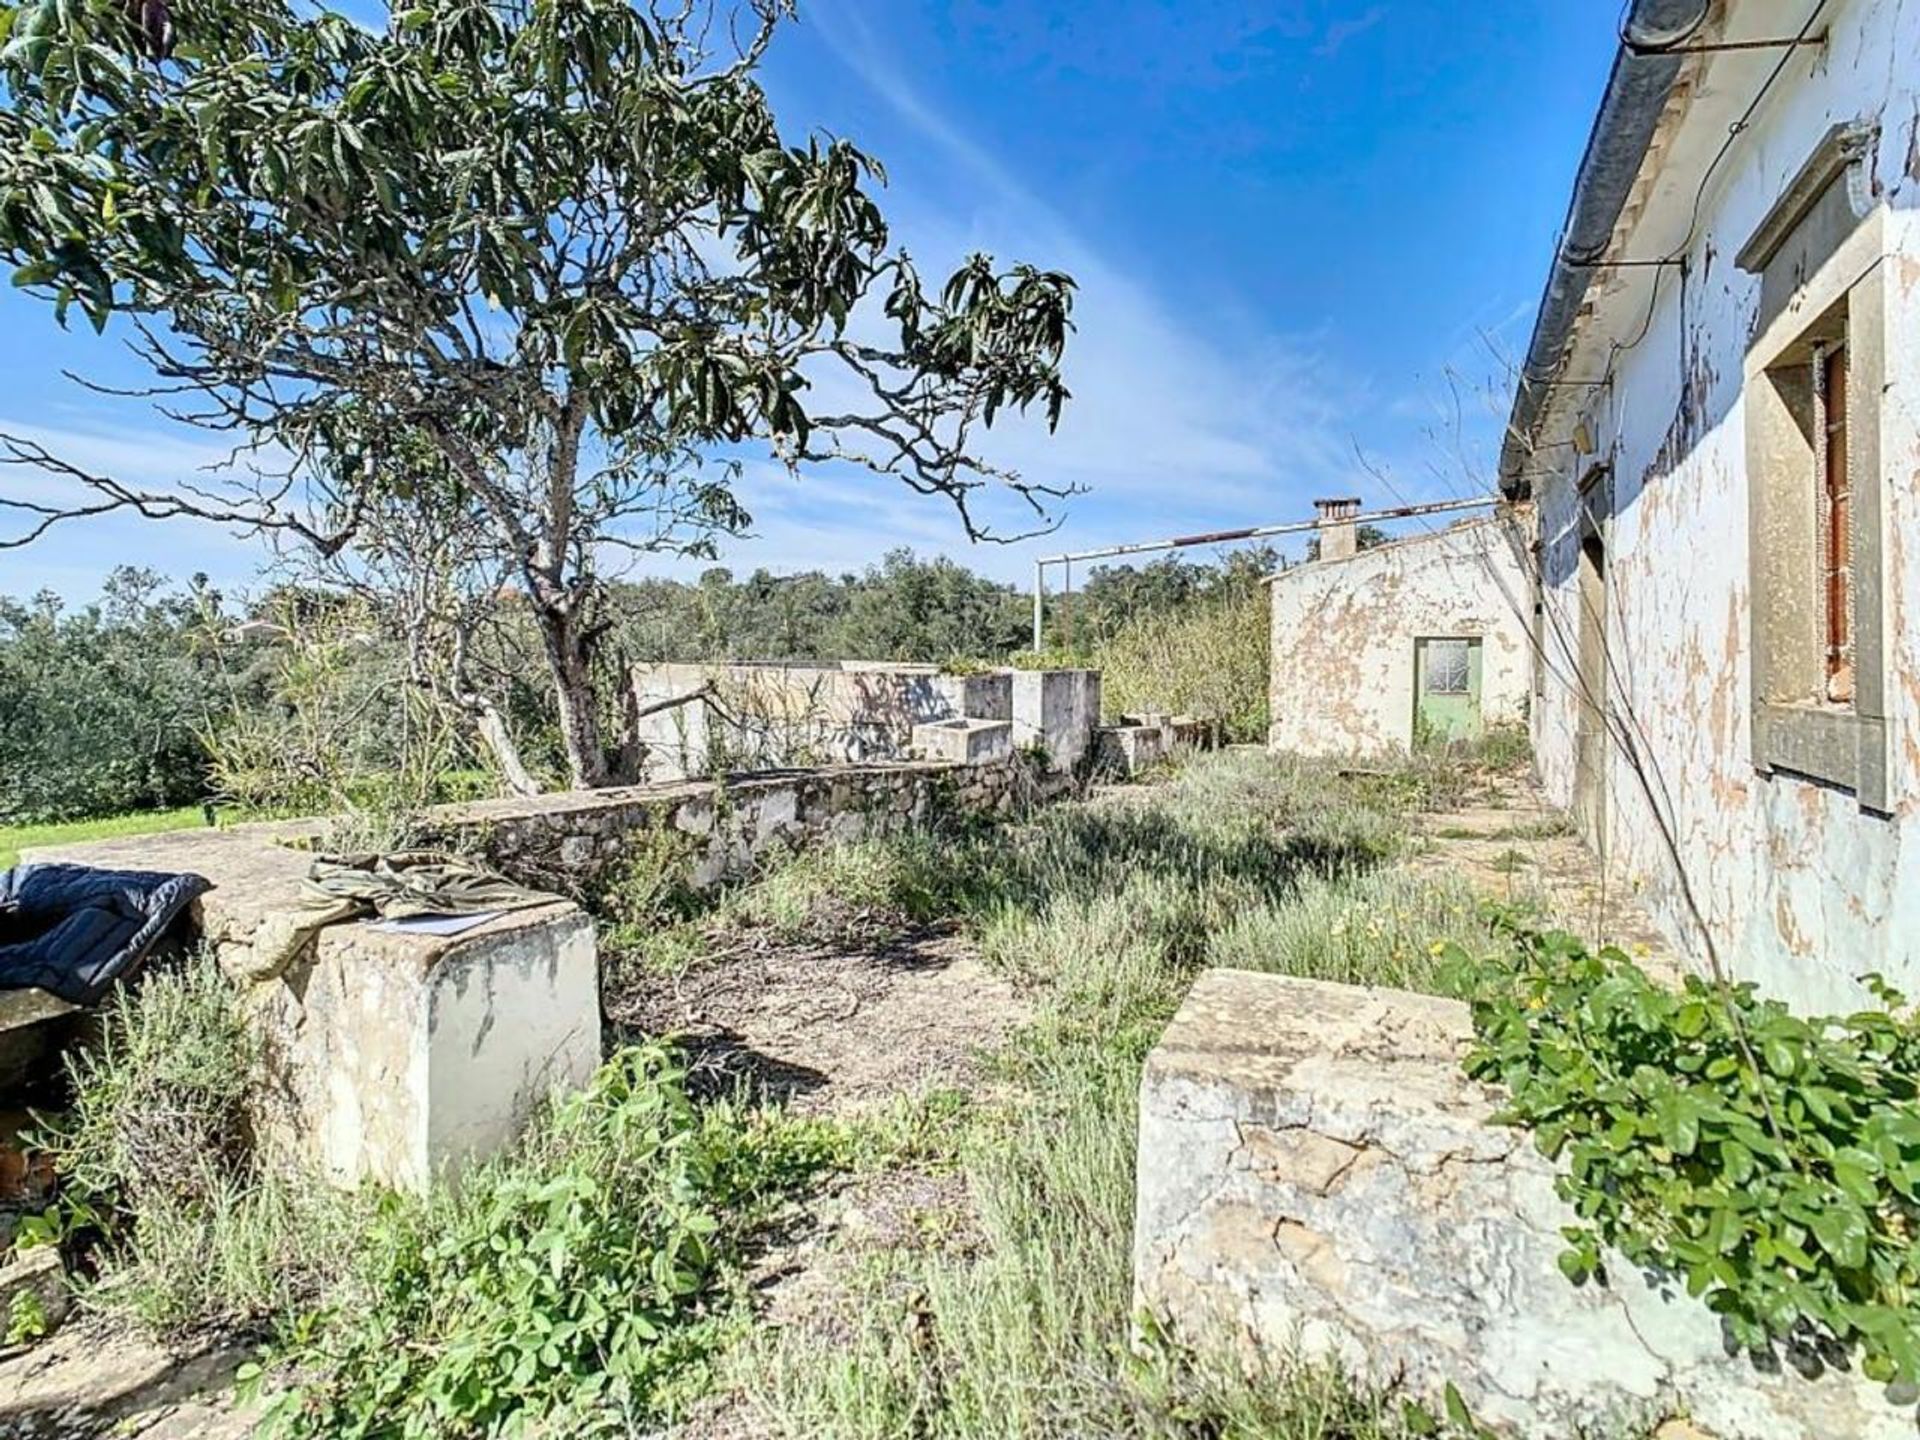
[1313, 497, 1362, 561]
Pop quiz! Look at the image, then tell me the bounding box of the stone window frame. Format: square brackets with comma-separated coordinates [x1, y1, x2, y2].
[1740, 121, 1891, 813]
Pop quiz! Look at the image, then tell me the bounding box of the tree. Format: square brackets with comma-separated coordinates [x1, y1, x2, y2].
[827, 548, 1026, 662]
[0, 568, 235, 820]
[0, 0, 1075, 789]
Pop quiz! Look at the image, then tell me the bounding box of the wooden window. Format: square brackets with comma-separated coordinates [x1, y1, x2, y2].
[1741, 120, 1890, 808]
[1817, 338, 1853, 703]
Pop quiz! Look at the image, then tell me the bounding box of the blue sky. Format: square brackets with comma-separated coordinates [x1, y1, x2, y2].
[0, 0, 1619, 601]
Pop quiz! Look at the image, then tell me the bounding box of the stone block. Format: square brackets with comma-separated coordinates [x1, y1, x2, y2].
[1134, 969, 1910, 1440]
[910, 718, 1013, 767]
[1010, 669, 1101, 771]
[1096, 723, 1171, 776]
[251, 905, 600, 1191]
[22, 828, 602, 1194]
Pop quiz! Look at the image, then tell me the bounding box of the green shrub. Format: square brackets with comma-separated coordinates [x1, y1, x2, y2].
[1092, 587, 1269, 742]
[46, 957, 256, 1223]
[721, 832, 962, 940]
[1465, 915, 1920, 1384]
[0, 570, 235, 823]
[745, 747, 1504, 1438]
[256, 1045, 839, 1438]
[32, 955, 354, 1336]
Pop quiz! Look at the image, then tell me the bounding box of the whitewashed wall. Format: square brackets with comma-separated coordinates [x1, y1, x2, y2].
[1530, 0, 1920, 1012]
[1266, 518, 1532, 757]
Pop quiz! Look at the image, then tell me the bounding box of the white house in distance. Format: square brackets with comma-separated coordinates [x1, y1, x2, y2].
[1266, 499, 1531, 756]
[1503, 0, 1920, 1012]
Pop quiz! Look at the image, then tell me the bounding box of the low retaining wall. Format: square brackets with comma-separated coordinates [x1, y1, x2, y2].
[1096, 714, 1222, 777]
[1134, 969, 1909, 1440]
[424, 756, 1026, 895]
[18, 748, 1035, 1189]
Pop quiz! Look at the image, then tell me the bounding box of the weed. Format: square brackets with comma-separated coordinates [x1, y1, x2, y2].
[31, 954, 358, 1338]
[1468, 917, 1920, 1386]
[740, 749, 1522, 1437]
[5, 1290, 49, 1345]
[720, 831, 960, 940]
[256, 1046, 844, 1438]
[1489, 847, 1529, 875]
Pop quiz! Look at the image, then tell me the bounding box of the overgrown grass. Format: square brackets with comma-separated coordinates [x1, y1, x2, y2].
[47, 746, 1525, 1438]
[1093, 587, 1270, 742]
[0, 804, 213, 871]
[734, 748, 1521, 1438]
[38, 956, 928, 1435]
[32, 955, 359, 1337]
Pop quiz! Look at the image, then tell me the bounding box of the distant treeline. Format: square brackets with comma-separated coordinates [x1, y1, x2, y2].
[1, 544, 1281, 824]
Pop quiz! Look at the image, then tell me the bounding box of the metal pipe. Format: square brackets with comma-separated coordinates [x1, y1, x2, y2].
[1624, 30, 1826, 55]
[1028, 495, 1499, 642]
[1034, 495, 1495, 566]
[1031, 557, 1044, 652]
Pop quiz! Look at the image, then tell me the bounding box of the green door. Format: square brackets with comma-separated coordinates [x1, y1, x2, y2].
[1413, 637, 1483, 748]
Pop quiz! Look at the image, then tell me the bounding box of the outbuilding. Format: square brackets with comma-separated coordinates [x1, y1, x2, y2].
[1265, 499, 1531, 757]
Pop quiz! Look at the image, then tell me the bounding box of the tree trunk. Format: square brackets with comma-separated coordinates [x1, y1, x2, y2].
[539, 605, 612, 789]
[472, 702, 543, 797]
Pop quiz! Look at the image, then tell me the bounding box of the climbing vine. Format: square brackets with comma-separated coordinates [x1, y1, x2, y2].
[1460, 914, 1920, 1385]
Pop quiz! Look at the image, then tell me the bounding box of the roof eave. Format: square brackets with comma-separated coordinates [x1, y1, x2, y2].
[1496, 0, 1712, 500]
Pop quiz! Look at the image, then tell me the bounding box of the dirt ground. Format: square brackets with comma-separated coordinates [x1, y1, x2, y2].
[607, 919, 1028, 1112]
[1406, 767, 1684, 985]
[613, 919, 1028, 1439]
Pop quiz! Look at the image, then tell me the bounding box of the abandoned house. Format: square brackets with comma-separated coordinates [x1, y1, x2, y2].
[1502, 0, 1920, 1013]
[1265, 498, 1531, 755]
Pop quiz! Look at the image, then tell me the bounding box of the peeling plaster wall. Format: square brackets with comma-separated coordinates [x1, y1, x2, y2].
[1529, 0, 1920, 1013]
[1266, 518, 1532, 756]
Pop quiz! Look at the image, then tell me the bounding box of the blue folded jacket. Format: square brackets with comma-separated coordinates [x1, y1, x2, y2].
[0, 863, 210, 1005]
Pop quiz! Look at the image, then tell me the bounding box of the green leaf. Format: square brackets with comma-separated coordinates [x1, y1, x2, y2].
[1809, 1201, 1871, 1270]
[1655, 1091, 1701, 1157]
[1443, 1381, 1474, 1431]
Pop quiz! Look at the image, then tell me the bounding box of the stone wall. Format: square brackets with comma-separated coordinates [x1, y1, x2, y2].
[421, 756, 1027, 896]
[1135, 968, 1909, 1440]
[20, 736, 1039, 1189]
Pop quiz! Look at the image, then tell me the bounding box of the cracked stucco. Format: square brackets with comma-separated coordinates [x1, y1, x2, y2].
[1267, 518, 1532, 757]
[1134, 969, 1913, 1439]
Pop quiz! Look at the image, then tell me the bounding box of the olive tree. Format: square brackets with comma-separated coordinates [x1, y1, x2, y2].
[0, 0, 1074, 788]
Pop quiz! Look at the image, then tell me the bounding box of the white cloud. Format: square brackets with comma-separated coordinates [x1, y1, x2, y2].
[707, 0, 1392, 580]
